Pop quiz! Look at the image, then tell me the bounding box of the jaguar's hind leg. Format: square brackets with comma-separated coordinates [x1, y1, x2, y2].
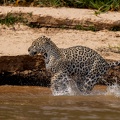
[79, 61, 108, 93]
[79, 74, 101, 94]
[99, 77, 111, 86]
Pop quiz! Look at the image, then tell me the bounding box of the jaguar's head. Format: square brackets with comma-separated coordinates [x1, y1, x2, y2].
[28, 36, 52, 64]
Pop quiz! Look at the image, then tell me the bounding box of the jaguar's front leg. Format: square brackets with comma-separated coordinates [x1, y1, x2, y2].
[51, 71, 80, 96]
[46, 55, 56, 70]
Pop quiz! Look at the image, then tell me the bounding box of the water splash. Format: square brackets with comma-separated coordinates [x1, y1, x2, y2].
[52, 79, 83, 96]
[105, 83, 120, 97]
[52, 83, 120, 97]
[52, 76, 120, 97]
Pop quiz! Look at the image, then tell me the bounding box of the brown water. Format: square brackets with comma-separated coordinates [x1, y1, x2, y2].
[0, 85, 120, 120]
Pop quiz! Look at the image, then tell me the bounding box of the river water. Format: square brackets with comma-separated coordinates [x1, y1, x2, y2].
[0, 85, 120, 120]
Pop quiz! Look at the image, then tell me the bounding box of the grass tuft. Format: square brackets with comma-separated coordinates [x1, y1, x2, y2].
[0, 13, 27, 26]
[75, 24, 98, 31]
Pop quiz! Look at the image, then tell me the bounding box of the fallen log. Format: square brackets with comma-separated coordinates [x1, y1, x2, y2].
[0, 55, 51, 86]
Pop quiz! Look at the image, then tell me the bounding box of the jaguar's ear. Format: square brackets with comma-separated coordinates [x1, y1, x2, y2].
[45, 38, 51, 45]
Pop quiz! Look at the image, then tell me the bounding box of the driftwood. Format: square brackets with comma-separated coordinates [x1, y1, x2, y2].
[0, 55, 120, 86]
[0, 55, 51, 86]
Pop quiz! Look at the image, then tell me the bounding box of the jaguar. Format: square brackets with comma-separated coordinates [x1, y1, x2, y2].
[28, 36, 120, 95]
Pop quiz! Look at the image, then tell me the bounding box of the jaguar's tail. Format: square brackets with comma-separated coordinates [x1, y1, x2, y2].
[109, 60, 120, 68]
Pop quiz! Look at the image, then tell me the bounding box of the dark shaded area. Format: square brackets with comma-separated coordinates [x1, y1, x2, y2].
[110, 25, 120, 31]
[0, 71, 51, 87]
[99, 59, 120, 85]
[100, 66, 120, 85]
[104, 65, 120, 85]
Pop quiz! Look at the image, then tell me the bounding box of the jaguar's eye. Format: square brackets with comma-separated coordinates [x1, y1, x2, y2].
[33, 51, 37, 55]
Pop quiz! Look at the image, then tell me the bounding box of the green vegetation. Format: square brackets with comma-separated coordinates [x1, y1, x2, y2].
[0, 0, 120, 12]
[75, 24, 97, 31]
[0, 13, 27, 26]
[36, 0, 64, 7]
